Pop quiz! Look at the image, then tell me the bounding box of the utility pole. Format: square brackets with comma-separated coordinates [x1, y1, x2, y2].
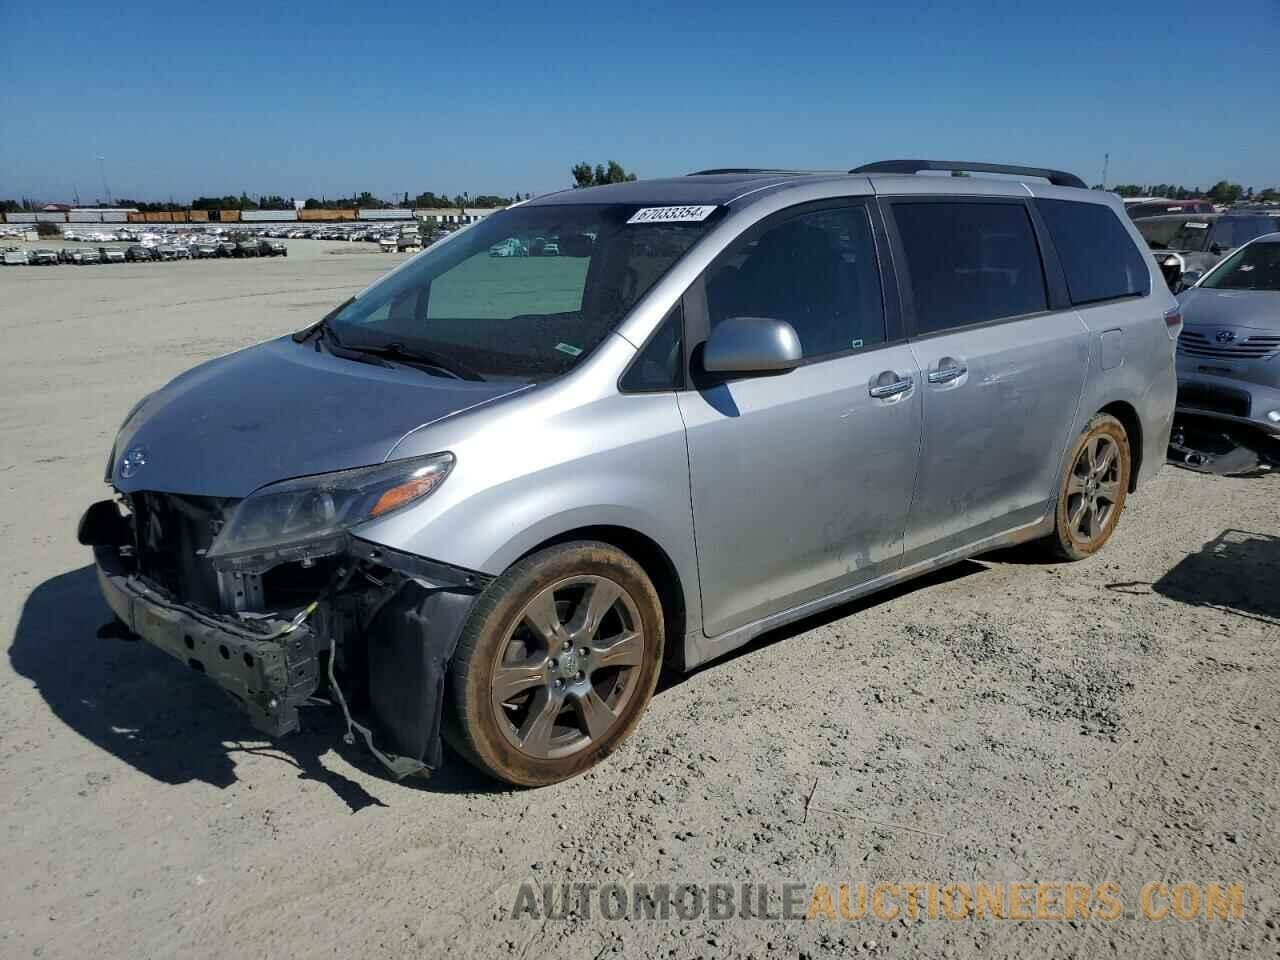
[1101, 153, 1109, 191]
[98, 156, 113, 204]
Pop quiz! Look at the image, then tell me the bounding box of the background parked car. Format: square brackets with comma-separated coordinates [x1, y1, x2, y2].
[99, 247, 126, 264]
[125, 245, 154, 262]
[1126, 199, 1215, 220]
[191, 242, 219, 259]
[233, 238, 259, 258]
[30, 248, 59, 265]
[1170, 233, 1280, 473]
[1137, 213, 1280, 287]
[488, 237, 527, 257]
[2, 249, 29, 266]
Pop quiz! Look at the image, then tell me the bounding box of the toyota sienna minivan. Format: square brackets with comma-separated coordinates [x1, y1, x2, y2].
[80, 160, 1179, 786]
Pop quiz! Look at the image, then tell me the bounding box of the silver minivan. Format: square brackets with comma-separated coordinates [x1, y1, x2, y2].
[80, 160, 1179, 786]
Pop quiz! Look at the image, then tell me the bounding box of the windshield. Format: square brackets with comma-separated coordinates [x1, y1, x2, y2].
[1202, 241, 1280, 291]
[329, 203, 721, 381]
[1138, 218, 1212, 252]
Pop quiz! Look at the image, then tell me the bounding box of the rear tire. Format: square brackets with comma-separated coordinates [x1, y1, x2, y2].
[446, 541, 664, 787]
[1042, 413, 1131, 561]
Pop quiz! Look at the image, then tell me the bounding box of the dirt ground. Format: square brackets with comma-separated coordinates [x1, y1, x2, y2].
[1, 242, 1277, 959]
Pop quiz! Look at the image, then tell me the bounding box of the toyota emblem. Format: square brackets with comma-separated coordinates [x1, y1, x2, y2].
[1215, 330, 1237, 344]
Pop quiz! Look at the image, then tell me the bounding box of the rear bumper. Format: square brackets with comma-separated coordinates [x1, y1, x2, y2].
[93, 545, 320, 737]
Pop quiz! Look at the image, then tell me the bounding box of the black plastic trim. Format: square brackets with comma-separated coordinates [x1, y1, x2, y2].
[853, 159, 1087, 189]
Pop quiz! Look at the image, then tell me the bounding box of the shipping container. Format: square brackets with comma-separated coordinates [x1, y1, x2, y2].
[218, 210, 241, 222]
[299, 208, 357, 221]
[358, 208, 413, 221]
[34, 212, 67, 223]
[6, 212, 37, 223]
[187, 210, 209, 222]
[240, 209, 299, 222]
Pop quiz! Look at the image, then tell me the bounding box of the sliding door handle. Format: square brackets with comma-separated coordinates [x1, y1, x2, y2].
[927, 363, 967, 384]
[869, 377, 913, 399]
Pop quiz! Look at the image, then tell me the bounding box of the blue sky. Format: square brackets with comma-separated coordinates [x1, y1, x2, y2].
[2, 0, 1276, 203]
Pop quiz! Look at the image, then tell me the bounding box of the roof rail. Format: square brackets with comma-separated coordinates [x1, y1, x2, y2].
[686, 168, 816, 176]
[850, 160, 1087, 190]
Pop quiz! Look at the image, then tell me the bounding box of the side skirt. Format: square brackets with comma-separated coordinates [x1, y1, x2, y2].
[681, 512, 1054, 671]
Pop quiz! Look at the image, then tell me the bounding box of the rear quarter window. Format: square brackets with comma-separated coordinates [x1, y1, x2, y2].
[1037, 199, 1151, 305]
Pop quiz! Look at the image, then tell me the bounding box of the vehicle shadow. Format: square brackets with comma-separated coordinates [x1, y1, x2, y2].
[7, 565, 497, 810]
[14, 560, 991, 801]
[1107, 528, 1280, 625]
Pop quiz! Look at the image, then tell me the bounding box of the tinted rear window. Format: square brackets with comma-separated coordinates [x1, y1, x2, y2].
[1217, 218, 1280, 249]
[892, 201, 1048, 335]
[1037, 199, 1151, 305]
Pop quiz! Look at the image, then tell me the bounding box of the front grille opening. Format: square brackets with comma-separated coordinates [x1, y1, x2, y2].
[1178, 330, 1280, 361]
[128, 492, 237, 608]
[1178, 383, 1251, 418]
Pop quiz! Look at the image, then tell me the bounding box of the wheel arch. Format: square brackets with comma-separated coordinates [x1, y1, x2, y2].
[1098, 399, 1144, 491]
[512, 524, 690, 671]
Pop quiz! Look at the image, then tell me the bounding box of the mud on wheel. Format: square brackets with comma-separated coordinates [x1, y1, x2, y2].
[446, 541, 665, 786]
[1044, 413, 1131, 561]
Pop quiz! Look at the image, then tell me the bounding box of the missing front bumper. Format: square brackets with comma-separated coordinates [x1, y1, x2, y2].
[83, 497, 489, 781]
[93, 546, 321, 737]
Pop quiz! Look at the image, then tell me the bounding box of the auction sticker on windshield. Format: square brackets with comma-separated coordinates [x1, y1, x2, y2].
[627, 206, 718, 224]
[1185, 222, 1209, 229]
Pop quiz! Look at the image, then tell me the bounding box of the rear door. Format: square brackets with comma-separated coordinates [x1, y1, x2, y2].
[678, 200, 922, 638]
[884, 197, 1090, 561]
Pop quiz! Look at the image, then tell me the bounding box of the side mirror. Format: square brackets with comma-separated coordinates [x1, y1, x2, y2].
[701, 316, 802, 377]
[1179, 270, 1203, 291]
[1158, 255, 1183, 291]
[1209, 242, 1230, 256]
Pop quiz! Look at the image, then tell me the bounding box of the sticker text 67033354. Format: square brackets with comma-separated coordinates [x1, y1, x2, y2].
[627, 206, 718, 225]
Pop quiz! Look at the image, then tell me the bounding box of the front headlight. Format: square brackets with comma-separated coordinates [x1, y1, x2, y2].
[207, 452, 454, 562]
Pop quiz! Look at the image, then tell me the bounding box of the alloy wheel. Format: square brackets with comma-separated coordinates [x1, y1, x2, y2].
[1066, 435, 1122, 544]
[490, 575, 646, 759]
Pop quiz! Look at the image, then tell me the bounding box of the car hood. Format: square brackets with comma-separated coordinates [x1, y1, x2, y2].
[1179, 288, 1280, 333]
[111, 336, 526, 498]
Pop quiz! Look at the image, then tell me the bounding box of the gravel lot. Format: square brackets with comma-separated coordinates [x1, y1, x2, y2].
[1, 241, 1277, 959]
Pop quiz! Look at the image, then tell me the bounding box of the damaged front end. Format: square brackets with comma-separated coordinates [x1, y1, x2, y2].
[78, 488, 488, 780]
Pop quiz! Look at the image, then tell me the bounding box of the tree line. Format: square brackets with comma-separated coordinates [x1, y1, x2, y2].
[1108, 181, 1279, 203]
[8, 166, 1278, 215]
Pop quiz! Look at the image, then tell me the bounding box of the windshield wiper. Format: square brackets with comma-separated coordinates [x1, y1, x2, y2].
[340, 341, 485, 381]
[292, 298, 356, 344]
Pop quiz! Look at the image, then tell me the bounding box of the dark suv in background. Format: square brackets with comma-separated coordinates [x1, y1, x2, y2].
[1139, 213, 1280, 288]
[1126, 199, 1215, 220]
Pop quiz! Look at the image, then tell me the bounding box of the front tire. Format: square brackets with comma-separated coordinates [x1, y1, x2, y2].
[446, 542, 664, 786]
[1042, 413, 1131, 561]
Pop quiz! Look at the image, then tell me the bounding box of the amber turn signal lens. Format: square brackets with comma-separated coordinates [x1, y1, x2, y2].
[370, 475, 440, 518]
